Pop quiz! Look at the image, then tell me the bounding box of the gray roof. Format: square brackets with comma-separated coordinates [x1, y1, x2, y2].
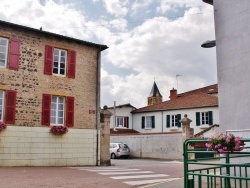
[0, 19, 108, 51]
[148, 81, 162, 97]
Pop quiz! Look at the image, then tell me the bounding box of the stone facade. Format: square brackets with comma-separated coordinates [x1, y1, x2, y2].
[0, 21, 108, 166]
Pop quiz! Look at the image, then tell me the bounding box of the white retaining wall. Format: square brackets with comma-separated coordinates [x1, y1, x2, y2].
[0, 126, 99, 166]
[111, 133, 183, 160]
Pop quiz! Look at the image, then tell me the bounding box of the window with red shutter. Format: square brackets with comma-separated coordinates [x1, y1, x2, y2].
[5, 90, 17, 124]
[44, 45, 53, 75]
[67, 50, 76, 78]
[66, 96, 74, 127]
[42, 94, 51, 126]
[9, 38, 20, 70]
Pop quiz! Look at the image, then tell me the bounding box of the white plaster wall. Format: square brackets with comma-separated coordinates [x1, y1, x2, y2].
[214, 0, 250, 131]
[108, 107, 134, 129]
[0, 126, 99, 166]
[111, 133, 182, 160]
[132, 107, 219, 135]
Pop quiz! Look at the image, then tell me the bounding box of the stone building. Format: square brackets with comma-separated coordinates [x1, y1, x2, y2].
[0, 20, 108, 166]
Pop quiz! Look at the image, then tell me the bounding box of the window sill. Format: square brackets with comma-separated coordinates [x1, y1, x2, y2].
[199, 125, 210, 129]
[144, 128, 152, 130]
[169, 127, 179, 131]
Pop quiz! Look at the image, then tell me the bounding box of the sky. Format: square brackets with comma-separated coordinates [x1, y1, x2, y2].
[0, 0, 216, 108]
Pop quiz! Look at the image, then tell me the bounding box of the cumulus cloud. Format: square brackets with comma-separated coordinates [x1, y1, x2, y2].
[0, 0, 90, 40]
[101, 5, 216, 107]
[156, 0, 206, 14]
[102, 0, 129, 18]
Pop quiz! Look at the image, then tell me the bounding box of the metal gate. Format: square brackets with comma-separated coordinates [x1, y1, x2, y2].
[183, 138, 250, 188]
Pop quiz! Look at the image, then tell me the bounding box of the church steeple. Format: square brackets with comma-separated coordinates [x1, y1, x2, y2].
[147, 81, 162, 106]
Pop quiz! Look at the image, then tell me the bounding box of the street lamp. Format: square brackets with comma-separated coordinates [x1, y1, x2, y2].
[201, 40, 216, 48]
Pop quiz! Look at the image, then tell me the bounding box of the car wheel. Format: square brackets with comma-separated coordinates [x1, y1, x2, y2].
[111, 153, 116, 159]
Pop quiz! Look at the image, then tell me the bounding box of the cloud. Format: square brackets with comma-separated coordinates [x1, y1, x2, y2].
[156, 0, 206, 14]
[101, 5, 216, 108]
[102, 0, 129, 18]
[0, 0, 90, 40]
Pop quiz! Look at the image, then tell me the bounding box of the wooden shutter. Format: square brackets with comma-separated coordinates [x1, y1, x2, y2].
[141, 116, 145, 129]
[42, 94, 51, 126]
[67, 50, 76, 78]
[9, 38, 20, 70]
[126, 117, 129, 128]
[196, 112, 200, 126]
[166, 115, 170, 128]
[124, 117, 129, 128]
[177, 114, 182, 127]
[208, 111, 213, 125]
[66, 96, 74, 127]
[5, 90, 17, 124]
[44, 45, 53, 75]
[151, 116, 155, 129]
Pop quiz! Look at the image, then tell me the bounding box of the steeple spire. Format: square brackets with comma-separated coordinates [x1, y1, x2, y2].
[147, 81, 162, 105]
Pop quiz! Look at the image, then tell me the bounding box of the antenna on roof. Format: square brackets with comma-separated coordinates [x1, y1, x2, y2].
[176, 74, 182, 91]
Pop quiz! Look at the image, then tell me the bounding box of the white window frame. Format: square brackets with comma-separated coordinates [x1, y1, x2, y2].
[145, 116, 152, 129]
[53, 48, 67, 77]
[50, 96, 65, 126]
[116, 116, 128, 128]
[201, 111, 209, 125]
[0, 37, 9, 68]
[0, 90, 5, 121]
[171, 115, 179, 127]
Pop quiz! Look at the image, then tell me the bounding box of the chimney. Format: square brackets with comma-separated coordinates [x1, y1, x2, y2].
[169, 88, 177, 100]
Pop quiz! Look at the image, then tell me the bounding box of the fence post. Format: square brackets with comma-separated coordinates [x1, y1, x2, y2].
[181, 114, 193, 159]
[100, 105, 113, 166]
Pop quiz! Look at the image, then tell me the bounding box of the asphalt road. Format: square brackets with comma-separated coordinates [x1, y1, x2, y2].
[0, 159, 184, 188]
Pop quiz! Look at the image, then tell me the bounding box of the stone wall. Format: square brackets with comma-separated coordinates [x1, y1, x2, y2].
[0, 23, 99, 128]
[0, 22, 105, 166]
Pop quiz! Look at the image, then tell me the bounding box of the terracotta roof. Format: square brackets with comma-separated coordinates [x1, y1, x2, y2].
[107, 103, 136, 109]
[110, 128, 140, 135]
[194, 124, 219, 137]
[132, 84, 218, 113]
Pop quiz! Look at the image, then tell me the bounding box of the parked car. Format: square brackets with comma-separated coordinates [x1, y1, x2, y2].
[110, 142, 130, 159]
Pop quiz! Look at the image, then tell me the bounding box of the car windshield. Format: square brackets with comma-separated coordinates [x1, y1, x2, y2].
[119, 143, 128, 148]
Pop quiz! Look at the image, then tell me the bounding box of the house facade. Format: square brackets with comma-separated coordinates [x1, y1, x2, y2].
[107, 103, 136, 129]
[108, 82, 219, 136]
[132, 83, 219, 135]
[0, 20, 108, 166]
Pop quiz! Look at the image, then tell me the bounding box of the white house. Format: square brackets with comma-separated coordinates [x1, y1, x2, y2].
[132, 83, 219, 135]
[108, 82, 219, 136]
[107, 103, 136, 129]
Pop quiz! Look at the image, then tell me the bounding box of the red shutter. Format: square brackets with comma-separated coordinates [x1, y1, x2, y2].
[42, 94, 51, 126]
[124, 117, 127, 128]
[44, 45, 53, 75]
[9, 38, 20, 70]
[67, 50, 76, 78]
[5, 90, 17, 124]
[66, 96, 74, 127]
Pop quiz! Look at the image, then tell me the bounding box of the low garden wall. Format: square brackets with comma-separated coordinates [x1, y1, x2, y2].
[111, 133, 182, 160]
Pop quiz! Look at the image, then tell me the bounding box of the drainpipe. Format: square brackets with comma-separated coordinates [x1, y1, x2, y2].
[95, 47, 101, 166]
[161, 110, 163, 132]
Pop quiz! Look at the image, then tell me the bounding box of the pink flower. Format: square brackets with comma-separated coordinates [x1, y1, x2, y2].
[205, 143, 211, 148]
[226, 136, 231, 143]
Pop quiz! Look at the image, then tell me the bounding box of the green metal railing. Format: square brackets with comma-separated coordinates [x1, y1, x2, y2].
[183, 138, 250, 188]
